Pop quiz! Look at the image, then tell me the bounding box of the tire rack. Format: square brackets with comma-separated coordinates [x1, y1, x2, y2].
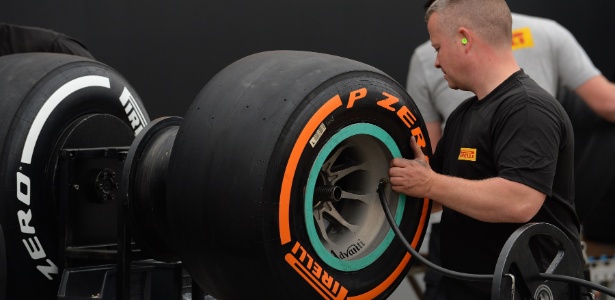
[56, 147, 204, 300]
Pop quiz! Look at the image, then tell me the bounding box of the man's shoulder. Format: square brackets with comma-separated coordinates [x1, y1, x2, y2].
[506, 72, 565, 114]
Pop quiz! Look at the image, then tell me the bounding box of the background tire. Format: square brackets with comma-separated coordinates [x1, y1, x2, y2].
[0, 53, 149, 299]
[168, 51, 431, 299]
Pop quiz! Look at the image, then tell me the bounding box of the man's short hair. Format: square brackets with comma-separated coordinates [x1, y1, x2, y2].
[426, 0, 512, 48]
[424, 0, 436, 10]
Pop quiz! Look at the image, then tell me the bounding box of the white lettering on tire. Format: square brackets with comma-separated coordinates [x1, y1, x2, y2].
[16, 75, 147, 280]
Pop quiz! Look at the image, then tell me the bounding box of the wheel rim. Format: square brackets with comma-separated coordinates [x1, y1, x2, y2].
[305, 123, 405, 271]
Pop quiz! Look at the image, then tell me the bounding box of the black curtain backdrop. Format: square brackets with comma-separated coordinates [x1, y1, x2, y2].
[1, 0, 613, 119]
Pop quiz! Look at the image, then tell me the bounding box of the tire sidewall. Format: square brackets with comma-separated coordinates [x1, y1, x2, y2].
[0, 55, 148, 299]
[268, 71, 431, 299]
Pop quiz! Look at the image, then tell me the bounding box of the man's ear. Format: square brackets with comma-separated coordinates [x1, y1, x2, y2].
[458, 27, 472, 51]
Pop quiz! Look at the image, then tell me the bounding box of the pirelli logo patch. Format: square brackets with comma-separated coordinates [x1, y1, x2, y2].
[512, 27, 534, 51]
[458, 148, 477, 161]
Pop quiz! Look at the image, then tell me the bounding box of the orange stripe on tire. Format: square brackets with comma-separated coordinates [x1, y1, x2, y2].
[279, 95, 343, 245]
[278, 92, 431, 298]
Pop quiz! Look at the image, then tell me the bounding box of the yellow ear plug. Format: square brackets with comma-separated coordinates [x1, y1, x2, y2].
[462, 38, 468, 45]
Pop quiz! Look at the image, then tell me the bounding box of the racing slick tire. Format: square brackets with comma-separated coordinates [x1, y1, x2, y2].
[0, 53, 149, 299]
[167, 50, 432, 299]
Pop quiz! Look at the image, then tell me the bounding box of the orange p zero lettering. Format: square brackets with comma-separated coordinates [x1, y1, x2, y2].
[512, 27, 534, 51]
[458, 148, 477, 161]
[397, 106, 417, 128]
[411, 127, 427, 148]
[285, 241, 348, 300]
[376, 92, 399, 112]
[347, 88, 367, 109]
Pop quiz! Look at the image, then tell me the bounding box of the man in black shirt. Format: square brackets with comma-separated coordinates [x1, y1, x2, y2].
[0, 22, 94, 58]
[388, 0, 582, 298]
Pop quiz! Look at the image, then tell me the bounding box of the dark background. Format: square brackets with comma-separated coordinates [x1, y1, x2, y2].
[1, 0, 613, 119]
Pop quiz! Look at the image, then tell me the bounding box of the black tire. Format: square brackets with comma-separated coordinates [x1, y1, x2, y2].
[0, 53, 149, 299]
[168, 51, 432, 299]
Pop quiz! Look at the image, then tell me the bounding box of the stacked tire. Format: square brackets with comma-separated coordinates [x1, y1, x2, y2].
[0, 53, 148, 299]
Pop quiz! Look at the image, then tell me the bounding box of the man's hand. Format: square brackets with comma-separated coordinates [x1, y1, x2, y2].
[388, 137, 435, 198]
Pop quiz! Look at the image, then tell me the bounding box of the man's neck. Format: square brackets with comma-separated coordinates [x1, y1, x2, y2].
[473, 54, 520, 100]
